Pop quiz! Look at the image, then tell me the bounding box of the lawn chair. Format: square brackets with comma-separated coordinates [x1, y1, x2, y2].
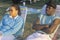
[27, 5, 60, 40]
[14, 6, 28, 40]
[19, 6, 28, 35]
[2, 6, 28, 40]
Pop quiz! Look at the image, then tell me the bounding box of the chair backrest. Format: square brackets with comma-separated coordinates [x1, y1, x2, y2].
[55, 5, 60, 17]
[20, 6, 27, 23]
[49, 5, 60, 38]
[20, 6, 28, 35]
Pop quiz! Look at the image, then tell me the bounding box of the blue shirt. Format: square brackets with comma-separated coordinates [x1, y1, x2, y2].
[38, 14, 60, 25]
[38, 13, 60, 33]
[0, 14, 24, 36]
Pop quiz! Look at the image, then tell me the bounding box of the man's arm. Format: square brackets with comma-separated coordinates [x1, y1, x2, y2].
[32, 17, 49, 30]
[44, 19, 60, 34]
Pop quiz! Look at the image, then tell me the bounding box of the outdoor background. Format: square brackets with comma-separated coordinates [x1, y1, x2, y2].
[0, 0, 60, 40]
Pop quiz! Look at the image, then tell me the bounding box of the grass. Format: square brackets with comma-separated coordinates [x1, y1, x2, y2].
[23, 14, 38, 39]
[0, 3, 10, 20]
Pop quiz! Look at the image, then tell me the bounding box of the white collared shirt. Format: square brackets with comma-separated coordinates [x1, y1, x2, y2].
[9, 15, 19, 19]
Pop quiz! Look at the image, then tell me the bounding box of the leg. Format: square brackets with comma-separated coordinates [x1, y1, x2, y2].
[26, 32, 52, 40]
[52, 33, 58, 40]
[1, 35, 15, 40]
[0, 36, 2, 40]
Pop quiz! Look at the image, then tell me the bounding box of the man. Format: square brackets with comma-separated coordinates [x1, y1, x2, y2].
[26, 2, 60, 40]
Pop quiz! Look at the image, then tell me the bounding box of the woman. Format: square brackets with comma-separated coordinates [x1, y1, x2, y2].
[0, 4, 24, 40]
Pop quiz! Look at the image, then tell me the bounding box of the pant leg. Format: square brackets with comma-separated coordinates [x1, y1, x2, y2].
[26, 32, 52, 40]
[1, 35, 15, 40]
[52, 33, 58, 40]
[0, 36, 2, 40]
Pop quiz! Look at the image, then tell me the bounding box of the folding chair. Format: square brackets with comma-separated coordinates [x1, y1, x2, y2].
[1, 6, 28, 40]
[18, 6, 28, 36]
[14, 6, 28, 40]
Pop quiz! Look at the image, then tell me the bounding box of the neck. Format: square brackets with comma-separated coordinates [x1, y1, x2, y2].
[10, 15, 18, 18]
[46, 13, 54, 16]
[12, 16, 16, 18]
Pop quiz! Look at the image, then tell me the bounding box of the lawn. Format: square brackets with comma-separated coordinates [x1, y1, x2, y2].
[23, 14, 38, 39]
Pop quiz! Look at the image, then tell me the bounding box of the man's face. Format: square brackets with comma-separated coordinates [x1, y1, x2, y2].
[46, 6, 56, 16]
[9, 6, 18, 17]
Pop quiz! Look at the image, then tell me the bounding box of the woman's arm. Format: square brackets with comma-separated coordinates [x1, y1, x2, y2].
[2, 18, 24, 36]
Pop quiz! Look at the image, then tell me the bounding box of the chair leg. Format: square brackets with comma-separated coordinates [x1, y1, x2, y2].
[52, 33, 58, 40]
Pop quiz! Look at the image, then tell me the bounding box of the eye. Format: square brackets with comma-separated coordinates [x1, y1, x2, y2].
[9, 9, 13, 12]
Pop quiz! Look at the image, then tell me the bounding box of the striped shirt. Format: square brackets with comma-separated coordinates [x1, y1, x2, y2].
[38, 14, 60, 25]
[0, 14, 24, 36]
[38, 13, 60, 38]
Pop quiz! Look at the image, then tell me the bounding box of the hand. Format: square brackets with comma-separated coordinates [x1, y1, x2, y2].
[45, 25, 49, 28]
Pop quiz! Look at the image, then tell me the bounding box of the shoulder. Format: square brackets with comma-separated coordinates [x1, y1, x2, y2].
[17, 16, 24, 22]
[53, 15, 60, 24]
[3, 14, 9, 19]
[18, 16, 23, 20]
[54, 15, 60, 20]
[38, 13, 44, 18]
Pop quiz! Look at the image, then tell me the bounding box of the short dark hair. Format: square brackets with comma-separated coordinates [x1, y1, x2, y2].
[11, 4, 21, 16]
[46, 2, 56, 9]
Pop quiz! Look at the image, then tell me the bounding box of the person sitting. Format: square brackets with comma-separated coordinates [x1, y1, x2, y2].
[0, 4, 24, 40]
[26, 1, 60, 40]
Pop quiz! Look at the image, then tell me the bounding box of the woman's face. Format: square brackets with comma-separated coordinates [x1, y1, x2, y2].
[9, 6, 18, 17]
